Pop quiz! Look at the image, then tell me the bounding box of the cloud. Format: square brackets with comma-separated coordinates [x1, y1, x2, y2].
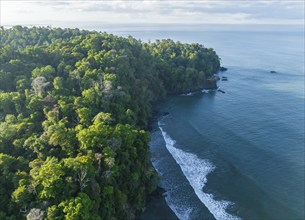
[1, 0, 304, 25]
[61, 0, 304, 22]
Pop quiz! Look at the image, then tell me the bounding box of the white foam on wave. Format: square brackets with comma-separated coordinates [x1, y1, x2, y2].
[158, 121, 240, 220]
[164, 194, 193, 220]
[181, 92, 194, 96]
[201, 89, 211, 93]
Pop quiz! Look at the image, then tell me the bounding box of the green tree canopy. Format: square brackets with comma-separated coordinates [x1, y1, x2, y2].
[0, 26, 220, 219]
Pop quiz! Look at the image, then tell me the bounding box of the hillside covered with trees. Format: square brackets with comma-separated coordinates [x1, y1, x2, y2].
[0, 26, 220, 219]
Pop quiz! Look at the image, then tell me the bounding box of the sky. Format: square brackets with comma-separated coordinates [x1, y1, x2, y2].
[0, 0, 304, 27]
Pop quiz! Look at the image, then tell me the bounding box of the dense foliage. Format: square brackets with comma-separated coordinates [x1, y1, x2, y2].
[0, 26, 220, 219]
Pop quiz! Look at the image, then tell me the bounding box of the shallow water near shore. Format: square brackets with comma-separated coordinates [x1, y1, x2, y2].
[110, 27, 304, 219]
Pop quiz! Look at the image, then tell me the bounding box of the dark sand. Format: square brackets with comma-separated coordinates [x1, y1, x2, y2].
[140, 195, 178, 220]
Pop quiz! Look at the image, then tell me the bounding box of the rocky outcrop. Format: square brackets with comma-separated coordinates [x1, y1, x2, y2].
[202, 76, 218, 89]
[220, 67, 228, 72]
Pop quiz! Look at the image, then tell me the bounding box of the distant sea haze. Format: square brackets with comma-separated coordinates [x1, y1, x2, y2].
[120, 27, 304, 219]
[3, 23, 304, 34]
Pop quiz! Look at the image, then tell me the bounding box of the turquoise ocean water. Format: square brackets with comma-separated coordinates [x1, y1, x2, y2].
[109, 26, 304, 219]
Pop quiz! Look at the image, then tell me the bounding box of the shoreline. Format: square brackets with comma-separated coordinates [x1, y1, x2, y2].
[143, 78, 222, 220]
[140, 187, 178, 220]
[142, 102, 178, 220]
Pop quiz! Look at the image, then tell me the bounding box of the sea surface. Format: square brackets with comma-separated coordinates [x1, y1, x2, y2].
[108, 26, 304, 219]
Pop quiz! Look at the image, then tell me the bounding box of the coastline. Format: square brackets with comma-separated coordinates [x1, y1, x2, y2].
[142, 76, 222, 220]
[141, 101, 179, 220]
[140, 187, 178, 220]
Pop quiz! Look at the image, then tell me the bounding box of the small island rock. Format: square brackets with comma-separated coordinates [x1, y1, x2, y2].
[220, 67, 228, 72]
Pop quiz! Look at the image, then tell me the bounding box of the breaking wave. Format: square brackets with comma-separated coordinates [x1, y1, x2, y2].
[158, 121, 240, 220]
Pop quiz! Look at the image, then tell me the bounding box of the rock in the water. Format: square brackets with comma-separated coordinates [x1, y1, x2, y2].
[221, 76, 228, 81]
[220, 67, 228, 72]
[163, 112, 169, 116]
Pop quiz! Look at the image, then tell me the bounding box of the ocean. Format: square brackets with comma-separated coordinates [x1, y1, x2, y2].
[107, 25, 304, 219]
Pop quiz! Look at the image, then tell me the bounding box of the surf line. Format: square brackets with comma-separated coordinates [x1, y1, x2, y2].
[158, 121, 240, 220]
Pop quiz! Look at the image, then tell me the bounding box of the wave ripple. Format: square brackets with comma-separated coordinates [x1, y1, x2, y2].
[158, 121, 240, 220]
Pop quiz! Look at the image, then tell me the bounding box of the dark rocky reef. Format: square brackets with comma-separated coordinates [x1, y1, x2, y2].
[202, 76, 218, 89]
[176, 76, 218, 95]
[220, 67, 228, 72]
[162, 112, 170, 117]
